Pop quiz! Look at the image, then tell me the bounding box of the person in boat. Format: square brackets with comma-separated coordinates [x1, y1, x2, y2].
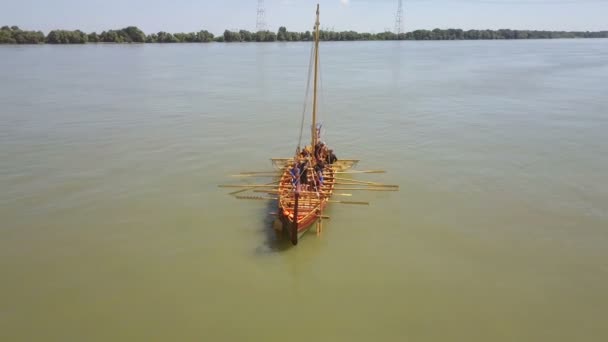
[290, 164, 301, 192]
[314, 162, 325, 188]
[314, 141, 321, 157]
[315, 141, 326, 163]
[298, 159, 309, 191]
[327, 149, 338, 164]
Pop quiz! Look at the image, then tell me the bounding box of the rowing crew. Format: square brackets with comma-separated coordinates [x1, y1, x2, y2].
[297, 142, 337, 164]
[314, 141, 338, 165]
[290, 161, 323, 193]
[290, 143, 337, 193]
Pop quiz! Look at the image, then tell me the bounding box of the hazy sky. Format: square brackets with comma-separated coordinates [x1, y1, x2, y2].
[2, 0, 607, 34]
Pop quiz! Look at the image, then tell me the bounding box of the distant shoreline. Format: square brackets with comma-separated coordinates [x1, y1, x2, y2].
[2, 25, 607, 44]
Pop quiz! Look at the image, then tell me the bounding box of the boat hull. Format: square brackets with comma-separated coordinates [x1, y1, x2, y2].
[277, 163, 334, 244]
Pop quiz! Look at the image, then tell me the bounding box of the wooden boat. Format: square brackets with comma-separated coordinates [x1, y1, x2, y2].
[277, 163, 334, 245]
[276, 4, 333, 245]
[220, 4, 398, 246]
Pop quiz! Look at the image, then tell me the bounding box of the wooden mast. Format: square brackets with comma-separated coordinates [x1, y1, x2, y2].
[311, 4, 320, 149]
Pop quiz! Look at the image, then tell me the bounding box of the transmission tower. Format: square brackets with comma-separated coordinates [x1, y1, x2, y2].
[256, 0, 266, 32]
[394, 0, 404, 37]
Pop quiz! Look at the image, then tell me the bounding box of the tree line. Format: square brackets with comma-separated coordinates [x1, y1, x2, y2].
[1, 25, 607, 44]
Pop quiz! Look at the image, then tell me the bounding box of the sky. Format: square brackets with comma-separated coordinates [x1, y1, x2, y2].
[2, 0, 607, 35]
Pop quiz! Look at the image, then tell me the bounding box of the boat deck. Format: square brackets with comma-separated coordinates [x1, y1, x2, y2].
[278, 164, 335, 233]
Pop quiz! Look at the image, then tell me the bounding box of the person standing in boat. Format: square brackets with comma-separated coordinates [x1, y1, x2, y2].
[298, 159, 309, 191]
[290, 164, 301, 192]
[315, 141, 326, 163]
[327, 149, 338, 164]
[314, 162, 325, 189]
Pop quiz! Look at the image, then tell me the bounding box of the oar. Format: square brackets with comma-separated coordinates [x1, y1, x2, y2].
[219, 184, 281, 188]
[334, 170, 386, 174]
[272, 158, 360, 162]
[229, 181, 278, 195]
[229, 187, 256, 195]
[334, 193, 353, 197]
[269, 212, 330, 219]
[334, 182, 399, 188]
[254, 189, 282, 194]
[254, 190, 353, 197]
[334, 176, 396, 187]
[231, 174, 280, 178]
[333, 187, 398, 191]
[238, 171, 282, 175]
[329, 200, 369, 205]
[235, 196, 277, 201]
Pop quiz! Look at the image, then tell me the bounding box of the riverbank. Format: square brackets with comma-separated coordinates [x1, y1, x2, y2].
[1, 25, 607, 44]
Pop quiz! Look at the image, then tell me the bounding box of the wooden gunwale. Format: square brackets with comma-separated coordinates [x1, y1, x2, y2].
[277, 163, 335, 233]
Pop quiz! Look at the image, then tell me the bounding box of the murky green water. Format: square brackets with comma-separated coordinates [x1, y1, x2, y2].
[1, 40, 607, 341]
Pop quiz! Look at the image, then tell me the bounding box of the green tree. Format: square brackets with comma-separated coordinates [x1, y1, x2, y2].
[123, 26, 146, 42]
[277, 26, 287, 41]
[411, 30, 429, 40]
[88, 32, 99, 42]
[185, 32, 197, 42]
[264, 31, 277, 41]
[2, 24, 608, 44]
[288, 31, 301, 41]
[223, 30, 241, 42]
[197, 30, 214, 42]
[0, 26, 44, 44]
[46, 30, 87, 44]
[99, 30, 119, 42]
[14, 30, 45, 44]
[255, 31, 264, 42]
[431, 28, 442, 40]
[341, 31, 359, 41]
[454, 29, 464, 40]
[239, 30, 253, 42]
[157, 31, 178, 43]
[146, 33, 158, 43]
[74, 30, 88, 43]
[0, 27, 16, 44]
[255, 30, 277, 42]
[173, 33, 187, 42]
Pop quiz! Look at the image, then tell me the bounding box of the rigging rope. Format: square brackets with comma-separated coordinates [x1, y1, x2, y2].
[296, 41, 316, 154]
[318, 48, 326, 144]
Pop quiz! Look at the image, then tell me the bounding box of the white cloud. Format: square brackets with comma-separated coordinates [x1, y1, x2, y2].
[340, 0, 349, 5]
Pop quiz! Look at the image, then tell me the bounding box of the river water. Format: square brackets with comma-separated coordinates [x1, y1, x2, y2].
[1, 40, 607, 341]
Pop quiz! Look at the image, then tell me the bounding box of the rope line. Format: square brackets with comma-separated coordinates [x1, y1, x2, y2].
[296, 41, 316, 154]
[318, 49, 326, 144]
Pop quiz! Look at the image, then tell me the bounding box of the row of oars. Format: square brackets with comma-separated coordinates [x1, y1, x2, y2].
[220, 182, 398, 192]
[231, 169, 387, 177]
[221, 186, 396, 208]
[220, 184, 398, 192]
[220, 170, 397, 195]
[234, 195, 370, 206]
[219, 166, 398, 211]
[221, 164, 398, 242]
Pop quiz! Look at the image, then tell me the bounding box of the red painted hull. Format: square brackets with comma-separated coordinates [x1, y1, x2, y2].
[277, 164, 334, 237]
